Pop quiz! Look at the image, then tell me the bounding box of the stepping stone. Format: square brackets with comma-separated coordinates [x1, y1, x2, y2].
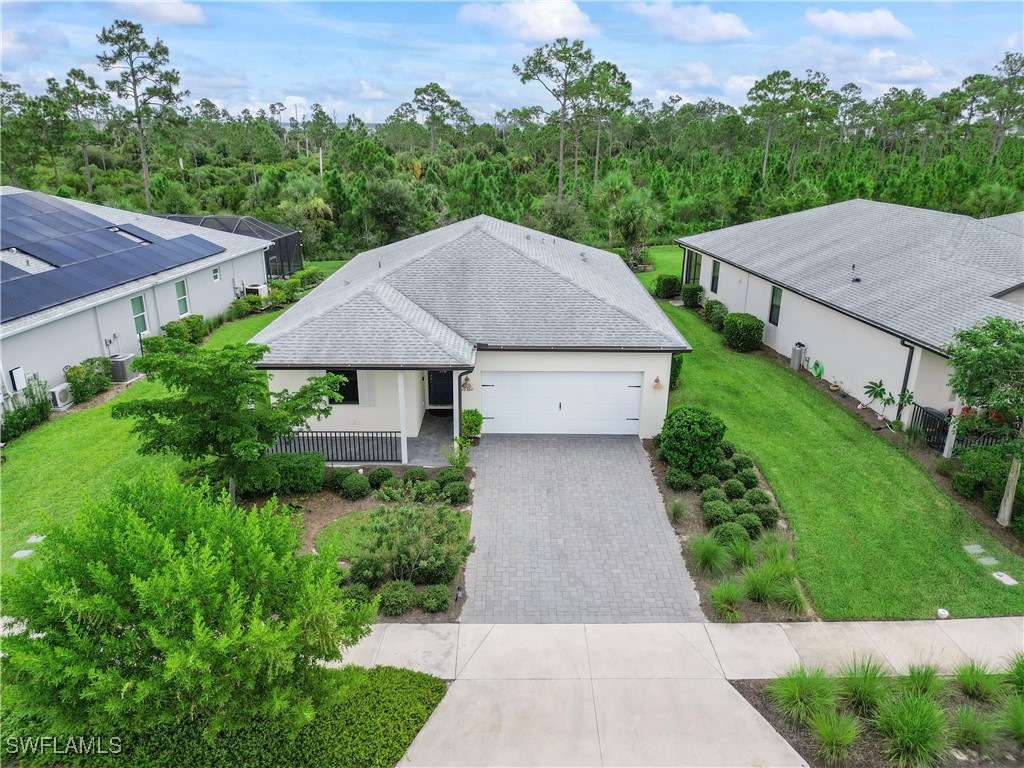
[26, 535, 45, 544]
[992, 572, 1018, 586]
[978, 556, 999, 566]
[11, 549, 33, 559]
[963, 544, 985, 555]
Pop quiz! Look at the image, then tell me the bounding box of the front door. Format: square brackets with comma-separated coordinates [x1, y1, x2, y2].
[428, 370, 454, 406]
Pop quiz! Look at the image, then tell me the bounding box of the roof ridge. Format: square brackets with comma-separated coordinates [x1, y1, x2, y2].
[939, 217, 970, 262]
[371, 282, 473, 362]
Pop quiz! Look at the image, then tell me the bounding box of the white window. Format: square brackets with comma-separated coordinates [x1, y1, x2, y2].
[131, 295, 148, 334]
[175, 280, 189, 316]
[212, 267, 220, 282]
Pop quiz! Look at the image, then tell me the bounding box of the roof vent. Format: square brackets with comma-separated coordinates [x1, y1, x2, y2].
[525, 234, 531, 240]
[851, 264, 861, 284]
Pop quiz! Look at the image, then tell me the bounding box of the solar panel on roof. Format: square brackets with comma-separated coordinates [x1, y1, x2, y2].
[116, 223, 161, 243]
[0, 262, 29, 282]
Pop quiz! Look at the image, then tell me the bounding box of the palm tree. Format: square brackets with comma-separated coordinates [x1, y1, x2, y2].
[612, 189, 661, 268]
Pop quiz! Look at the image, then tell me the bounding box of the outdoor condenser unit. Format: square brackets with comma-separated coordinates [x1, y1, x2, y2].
[790, 342, 806, 371]
[110, 354, 135, 383]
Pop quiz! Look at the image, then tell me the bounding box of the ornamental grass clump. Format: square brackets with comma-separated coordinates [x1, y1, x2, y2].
[710, 580, 744, 622]
[726, 538, 757, 568]
[768, 666, 836, 725]
[954, 659, 1004, 703]
[902, 663, 946, 700]
[690, 534, 730, 574]
[949, 705, 998, 754]
[837, 656, 890, 717]
[810, 709, 861, 765]
[875, 693, 946, 767]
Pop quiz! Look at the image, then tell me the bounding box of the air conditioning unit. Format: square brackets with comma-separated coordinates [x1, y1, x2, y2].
[47, 382, 73, 410]
[244, 284, 270, 298]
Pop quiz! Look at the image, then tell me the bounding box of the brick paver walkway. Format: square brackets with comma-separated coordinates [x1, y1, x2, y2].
[461, 435, 704, 623]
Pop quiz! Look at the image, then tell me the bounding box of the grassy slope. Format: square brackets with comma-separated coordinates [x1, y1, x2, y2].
[646, 244, 1023, 618]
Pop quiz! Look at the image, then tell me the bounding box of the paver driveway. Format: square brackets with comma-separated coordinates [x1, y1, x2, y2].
[461, 435, 703, 623]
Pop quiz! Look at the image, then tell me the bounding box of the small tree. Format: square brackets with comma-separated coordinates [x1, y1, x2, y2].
[1, 474, 375, 736]
[612, 188, 661, 268]
[945, 316, 1024, 527]
[112, 340, 340, 500]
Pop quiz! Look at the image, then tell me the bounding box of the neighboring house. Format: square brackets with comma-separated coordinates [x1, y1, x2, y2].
[252, 215, 690, 463]
[158, 215, 303, 279]
[0, 187, 271, 407]
[676, 199, 1024, 432]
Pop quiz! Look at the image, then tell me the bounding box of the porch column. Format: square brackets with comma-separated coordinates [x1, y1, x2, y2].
[942, 397, 960, 459]
[452, 371, 460, 439]
[397, 371, 409, 464]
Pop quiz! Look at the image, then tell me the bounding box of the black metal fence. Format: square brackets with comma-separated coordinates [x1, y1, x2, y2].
[908, 403, 1005, 453]
[269, 430, 401, 463]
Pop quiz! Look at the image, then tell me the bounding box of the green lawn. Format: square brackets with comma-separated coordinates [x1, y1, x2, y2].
[636, 245, 684, 291]
[664, 303, 1024, 619]
[309, 259, 347, 279]
[205, 308, 285, 348]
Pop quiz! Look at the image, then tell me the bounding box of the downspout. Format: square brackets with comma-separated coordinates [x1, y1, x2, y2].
[456, 369, 474, 438]
[896, 339, 915, 421]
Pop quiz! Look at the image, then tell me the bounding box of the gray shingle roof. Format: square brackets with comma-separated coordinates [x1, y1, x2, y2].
[253, 215, 689, 368]
[677, 199, 1024, 354]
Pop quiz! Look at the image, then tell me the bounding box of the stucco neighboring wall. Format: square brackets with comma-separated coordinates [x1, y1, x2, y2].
[998, 285, 1024, 306]
[912, 350, 956, 412]
[460, 350, 673, 438]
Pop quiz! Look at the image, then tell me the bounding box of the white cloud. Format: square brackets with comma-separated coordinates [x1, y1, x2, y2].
[626, 3, 752, 44]
[805, 8, 914, 41]
[457, 0, 598, 42]
[113, 1, 206, 27]
[723, 74, 758, 95]
[1, 26, 67, 65]
[665, 61, 718, 88]
[359, 80, 387, 100]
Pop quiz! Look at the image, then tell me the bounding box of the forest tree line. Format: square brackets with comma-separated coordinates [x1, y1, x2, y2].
[1, 19, 1022, 261]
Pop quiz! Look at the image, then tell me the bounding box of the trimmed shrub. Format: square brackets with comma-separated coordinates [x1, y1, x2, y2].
[732, 454, 754, 471]
[461, 409, 483, 439]
[723, 312, 764, 352]
[65, 356, 114, 403]
[229, 294, 264, 318]
[720, 439, 735, 458]
[404, 468, 429, 483]
[410, 480, 441, 503]
[341, 582, 373, 604]
[752, 504, 781, 529]
[659, 405, 727, 475]
[713, 459, 736, 481]
[736, 468, 759, 490]
[736, 513, 763, 539]
[723, 478, 746, 499]
[704, 299, 728, 331]
[443, 481, 470, 505]
[417, 584, 452, 613]
[731, 498, 753, 516]
[712, 521, 750, 545]
[665, 467, 694, 491]
[161, 314, 206, 345]
[680, 282, 703, 307]
[339, 472, 371, 501]
[696, 473, 721, 491]
[326, 467, 356, 492]
[951, 472, 978, 498]
[746, 488, 772, 506]
[433, 467, 465, 486]
[367, 467, 395, 489]
[654, 274, 681, 299]
[703, 501, 736, 528]
[700, 487, 728, 505]
[293, 266, 325, 288]
[236, 452, 324, 496]
[934, 457, 955, 477]
[377, 580, 416, 616]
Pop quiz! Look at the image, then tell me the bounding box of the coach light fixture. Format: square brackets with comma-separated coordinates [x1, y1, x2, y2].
[653, 376, 664, 390]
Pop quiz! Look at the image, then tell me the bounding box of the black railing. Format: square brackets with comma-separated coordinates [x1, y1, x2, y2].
[269, 430, 401, 463]
[908, 403, 1005, 453]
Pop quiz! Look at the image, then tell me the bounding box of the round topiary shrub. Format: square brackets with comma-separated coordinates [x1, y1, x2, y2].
[339, 472, 371, 500]
[731, 498, 753, 516]
[736, 468, 759, 490]
[411, 480, 441, 502]
[348, 556, 385, 587]
[723, 478, 746, 499]
[403, 468, 429, 483]
[752, 504, 780, 529]
[417, 584, 452, 613]
[720, 440, 735, 459]
[377, 580, 416, 616]
[736, 513, 762, 540]
[714, 446, 726, 461]
[704, 299, 728, 331]
[659, 405, 726, 476]
[367, 466, 394, 489]
[443, 480, 470, 505]
[341, 582, 372, 604]
[712, 521, 750, 545]
[733, 456, 754, 473]
[326, 467, 356, 492]
[703, 501, 736, 529]
[723, 312, 765, 353]
[746, 488, 772, 506]
[713, 459, 736, 481]
[665, 467, 694, 491]
[700, 487, 728, 505]
[681, 282, 704, 308]
[434, 467, 465, 486]
[696, 474, 720, 491]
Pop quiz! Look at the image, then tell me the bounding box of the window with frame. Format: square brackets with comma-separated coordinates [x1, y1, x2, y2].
[326, 369, 360, 405]
[212, 267, 220, 282]
[685, 250, 703, 284]
[768, 286, 783, 326]
[131, 295, 147, 334]
[711, 260, 720, 293]
[175, 280, 189, 316]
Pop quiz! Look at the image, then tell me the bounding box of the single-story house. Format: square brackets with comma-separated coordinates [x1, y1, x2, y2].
[252, 215, 690, 463]
[158, 214, 304, 279]
[675, 199, 1024, 433]
[0, 187, 271, 408]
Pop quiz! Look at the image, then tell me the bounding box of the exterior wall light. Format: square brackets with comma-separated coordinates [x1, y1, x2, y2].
[461, 379, 473, 391]
[653, 377, 664, 390]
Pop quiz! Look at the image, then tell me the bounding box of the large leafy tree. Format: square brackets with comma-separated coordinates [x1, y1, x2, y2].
[56, 68, 110, 195]
[111, 340, 341, 499]
[945, 316, 1024, 527]
[2, 474, 375, 737]
[97, 19, 186, 212]
[413, 82, 469, 156]
[586, 60, 632, 192]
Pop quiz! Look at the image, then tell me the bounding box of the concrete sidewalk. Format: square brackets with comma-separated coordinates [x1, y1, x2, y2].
[338, 618, 1022, 768]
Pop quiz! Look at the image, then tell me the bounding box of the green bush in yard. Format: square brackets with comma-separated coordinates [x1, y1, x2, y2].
[720, 439, 735, 458]
[723, 478, 746, 499]
[704, 299, 728, 331]
[0, 379, 52, 441]
[681, 282, 704, 308]
[65, 356, 114, 403]
[340, 472, 372, 500]
[670, 353, 684, 389]
[361, 504, 473, 585]
[341, 582, 373, 604]
[659, 405, 727, 475]
[712, 521, 750, 545]
[443, 480, 470, 505]
[736, 513, 763, 539]
[327, 467, 356, 491]
[236, 452, 324, 496]
[731, 498, 753, 516]
[293, 266, 325, 289]
[736, 468, 760, 490]
[665, 467, 694, 491]
[701, 487, 728, 505]
[377, 580, 416, 615]
[417, 584, 452, 613]
[654, 274, 681, 298]
[410, 479, 442, 503]
[746, 488, 772, 506]
[461, 408, 484, 439]
[703, 501, 736, 528]
[367, 467, 394, 489]
[753, 504, 781, 529]
[696, 473, 721, 491]
[434, 467, 465, 486]
[951, 472, 979, 498]
[732, 454, 754, 470]
[723, 312, 764, 352]
[713, 459, 736, 480]
[161, 314, 206, 345]
[935, 457, 956, 477]
[403, 467, 429, 483]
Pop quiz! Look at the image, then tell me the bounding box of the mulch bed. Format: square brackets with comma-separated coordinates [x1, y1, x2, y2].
[642, 440, 814, 624]
[732, 678, 1023, 768]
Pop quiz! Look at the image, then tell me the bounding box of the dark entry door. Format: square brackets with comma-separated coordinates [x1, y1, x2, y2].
[428, 370, 453, 406]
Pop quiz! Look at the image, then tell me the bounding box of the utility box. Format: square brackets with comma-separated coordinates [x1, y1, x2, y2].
[110, 354, 135, 383]
[790, 342, 806, 371]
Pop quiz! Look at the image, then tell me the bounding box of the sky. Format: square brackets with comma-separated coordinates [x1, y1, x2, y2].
[2, 1, 1022, 124]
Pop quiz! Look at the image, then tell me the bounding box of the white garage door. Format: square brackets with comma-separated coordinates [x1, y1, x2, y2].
[480, 371, 642, 434]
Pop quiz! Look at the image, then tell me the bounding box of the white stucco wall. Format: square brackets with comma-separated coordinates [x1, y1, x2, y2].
[912, 350, 956, 413]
